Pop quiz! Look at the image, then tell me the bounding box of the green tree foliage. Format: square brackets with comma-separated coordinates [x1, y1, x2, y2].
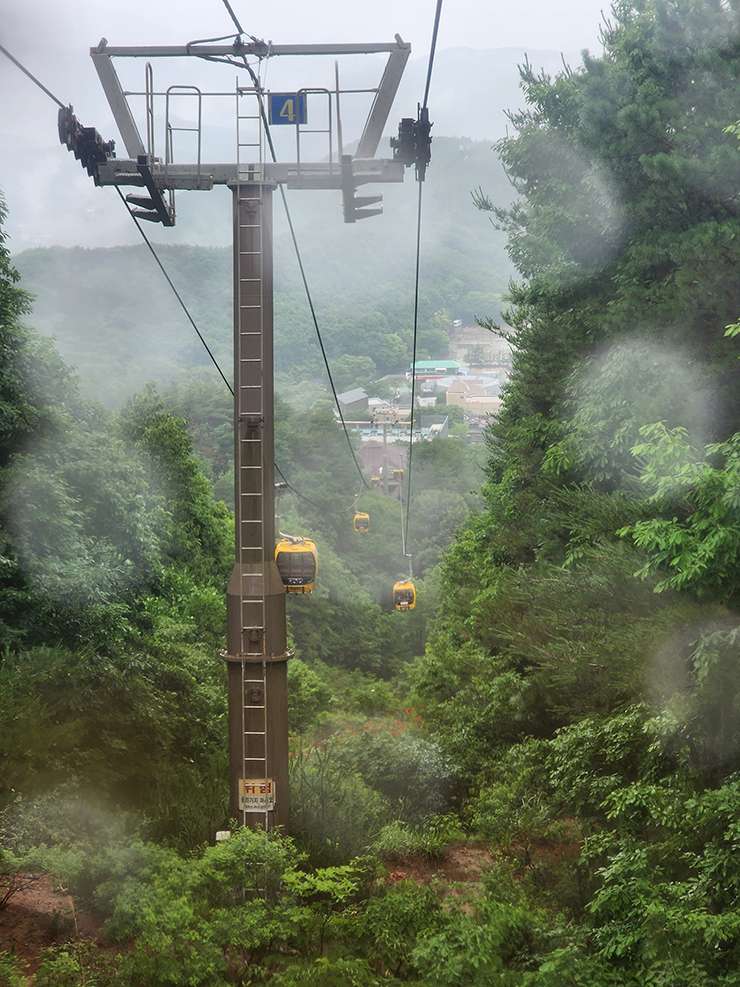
[443, 0, 740, 608]
[3, 407, 167, 610]
[0, 382, 232, 652]
[0, 634, 228, 840]
[119, 386, 233, 587]
[0, 219, 232, 831]
[290, 738, 390, 864]
[5, 822, 590, 987]
[0, 192, 60, 465]
[478, 0, 740, 433]
[543, 340, 714, 493]
[19, 9, 740, 978]
[406, 6, 740, 983]
[618, 423, 740, 597]
[287, 659, 335, 733]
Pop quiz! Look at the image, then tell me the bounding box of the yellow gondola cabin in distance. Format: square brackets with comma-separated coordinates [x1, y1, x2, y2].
[353, 512, 370, 533]
[275, 537, 318, 593]
[393, 579, 416, 611]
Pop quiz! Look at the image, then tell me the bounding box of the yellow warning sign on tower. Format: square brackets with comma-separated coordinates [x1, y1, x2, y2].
[239, 778, 275, 812]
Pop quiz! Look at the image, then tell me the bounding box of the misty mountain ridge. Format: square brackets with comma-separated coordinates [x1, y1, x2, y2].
[8, 47, 589, 406]
[4, 46, 588, 251]
[14, 135, 514, 407]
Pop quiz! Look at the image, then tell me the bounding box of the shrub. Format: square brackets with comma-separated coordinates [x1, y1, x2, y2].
[290, 740, 389, 864]
[0, 954, 27, 987]
[372, 816, 463, 862]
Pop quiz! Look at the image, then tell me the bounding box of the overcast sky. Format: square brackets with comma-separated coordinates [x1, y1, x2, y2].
[1, 0, 611, 249]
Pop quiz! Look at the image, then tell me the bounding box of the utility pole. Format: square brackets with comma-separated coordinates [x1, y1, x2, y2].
[61, 34, 430, 832]
[222, 183, 292, 828]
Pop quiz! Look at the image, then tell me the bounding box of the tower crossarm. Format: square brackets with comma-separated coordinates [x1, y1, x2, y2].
[92, 40, 409, 58]
[95, 157, 405, 190]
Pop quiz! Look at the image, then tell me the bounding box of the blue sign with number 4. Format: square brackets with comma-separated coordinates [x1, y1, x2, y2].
[268, 93, 307, 125]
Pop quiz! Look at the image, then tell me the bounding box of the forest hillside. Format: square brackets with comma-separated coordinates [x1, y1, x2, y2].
[6, 0, 740, 984]
[13, 137, 512, 408]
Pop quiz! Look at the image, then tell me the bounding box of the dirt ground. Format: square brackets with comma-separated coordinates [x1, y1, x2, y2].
[385, 840, 495, 887]
[0, 873, 109, 974]
[0, 845, 496, 971]
[0, 842, 508, 976]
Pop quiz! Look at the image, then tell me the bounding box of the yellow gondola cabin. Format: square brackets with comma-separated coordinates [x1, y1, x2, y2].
[275, 538, 318, 593]
[353, 512, 370, 533]
[393, 579, 416, 611]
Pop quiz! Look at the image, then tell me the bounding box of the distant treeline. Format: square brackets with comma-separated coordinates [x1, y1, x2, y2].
[14, 137, 513, 408]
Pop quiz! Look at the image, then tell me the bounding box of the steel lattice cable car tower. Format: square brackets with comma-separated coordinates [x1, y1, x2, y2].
[62, 33, 430, 830]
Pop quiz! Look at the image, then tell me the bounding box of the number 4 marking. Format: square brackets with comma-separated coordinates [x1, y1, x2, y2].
[269, 94, 307, 125]
[280, 99, 296, 122]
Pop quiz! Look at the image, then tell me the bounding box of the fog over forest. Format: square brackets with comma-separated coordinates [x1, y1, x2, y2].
[10, 3, 740, 984]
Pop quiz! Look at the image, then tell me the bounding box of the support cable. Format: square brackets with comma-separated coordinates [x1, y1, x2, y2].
[210, 2, 267, 49]
[234, 58, 371, 491]
[120, 185, 365, 519]
[0, 44, 66, 108]
[116, 188, 234, 396]
[0, 44, 235, 398]
[423, 0, 444, 109]
[275, 465, 364, 516]
[277, 183, 370, 491]
[403, 0, 443, 573]
[220, 0, 247, 36]
[404, 180, 423, 567]
[0, 43, 369, 514]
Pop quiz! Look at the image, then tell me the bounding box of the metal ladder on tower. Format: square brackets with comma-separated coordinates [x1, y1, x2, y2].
[235, 76, 270, 829]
